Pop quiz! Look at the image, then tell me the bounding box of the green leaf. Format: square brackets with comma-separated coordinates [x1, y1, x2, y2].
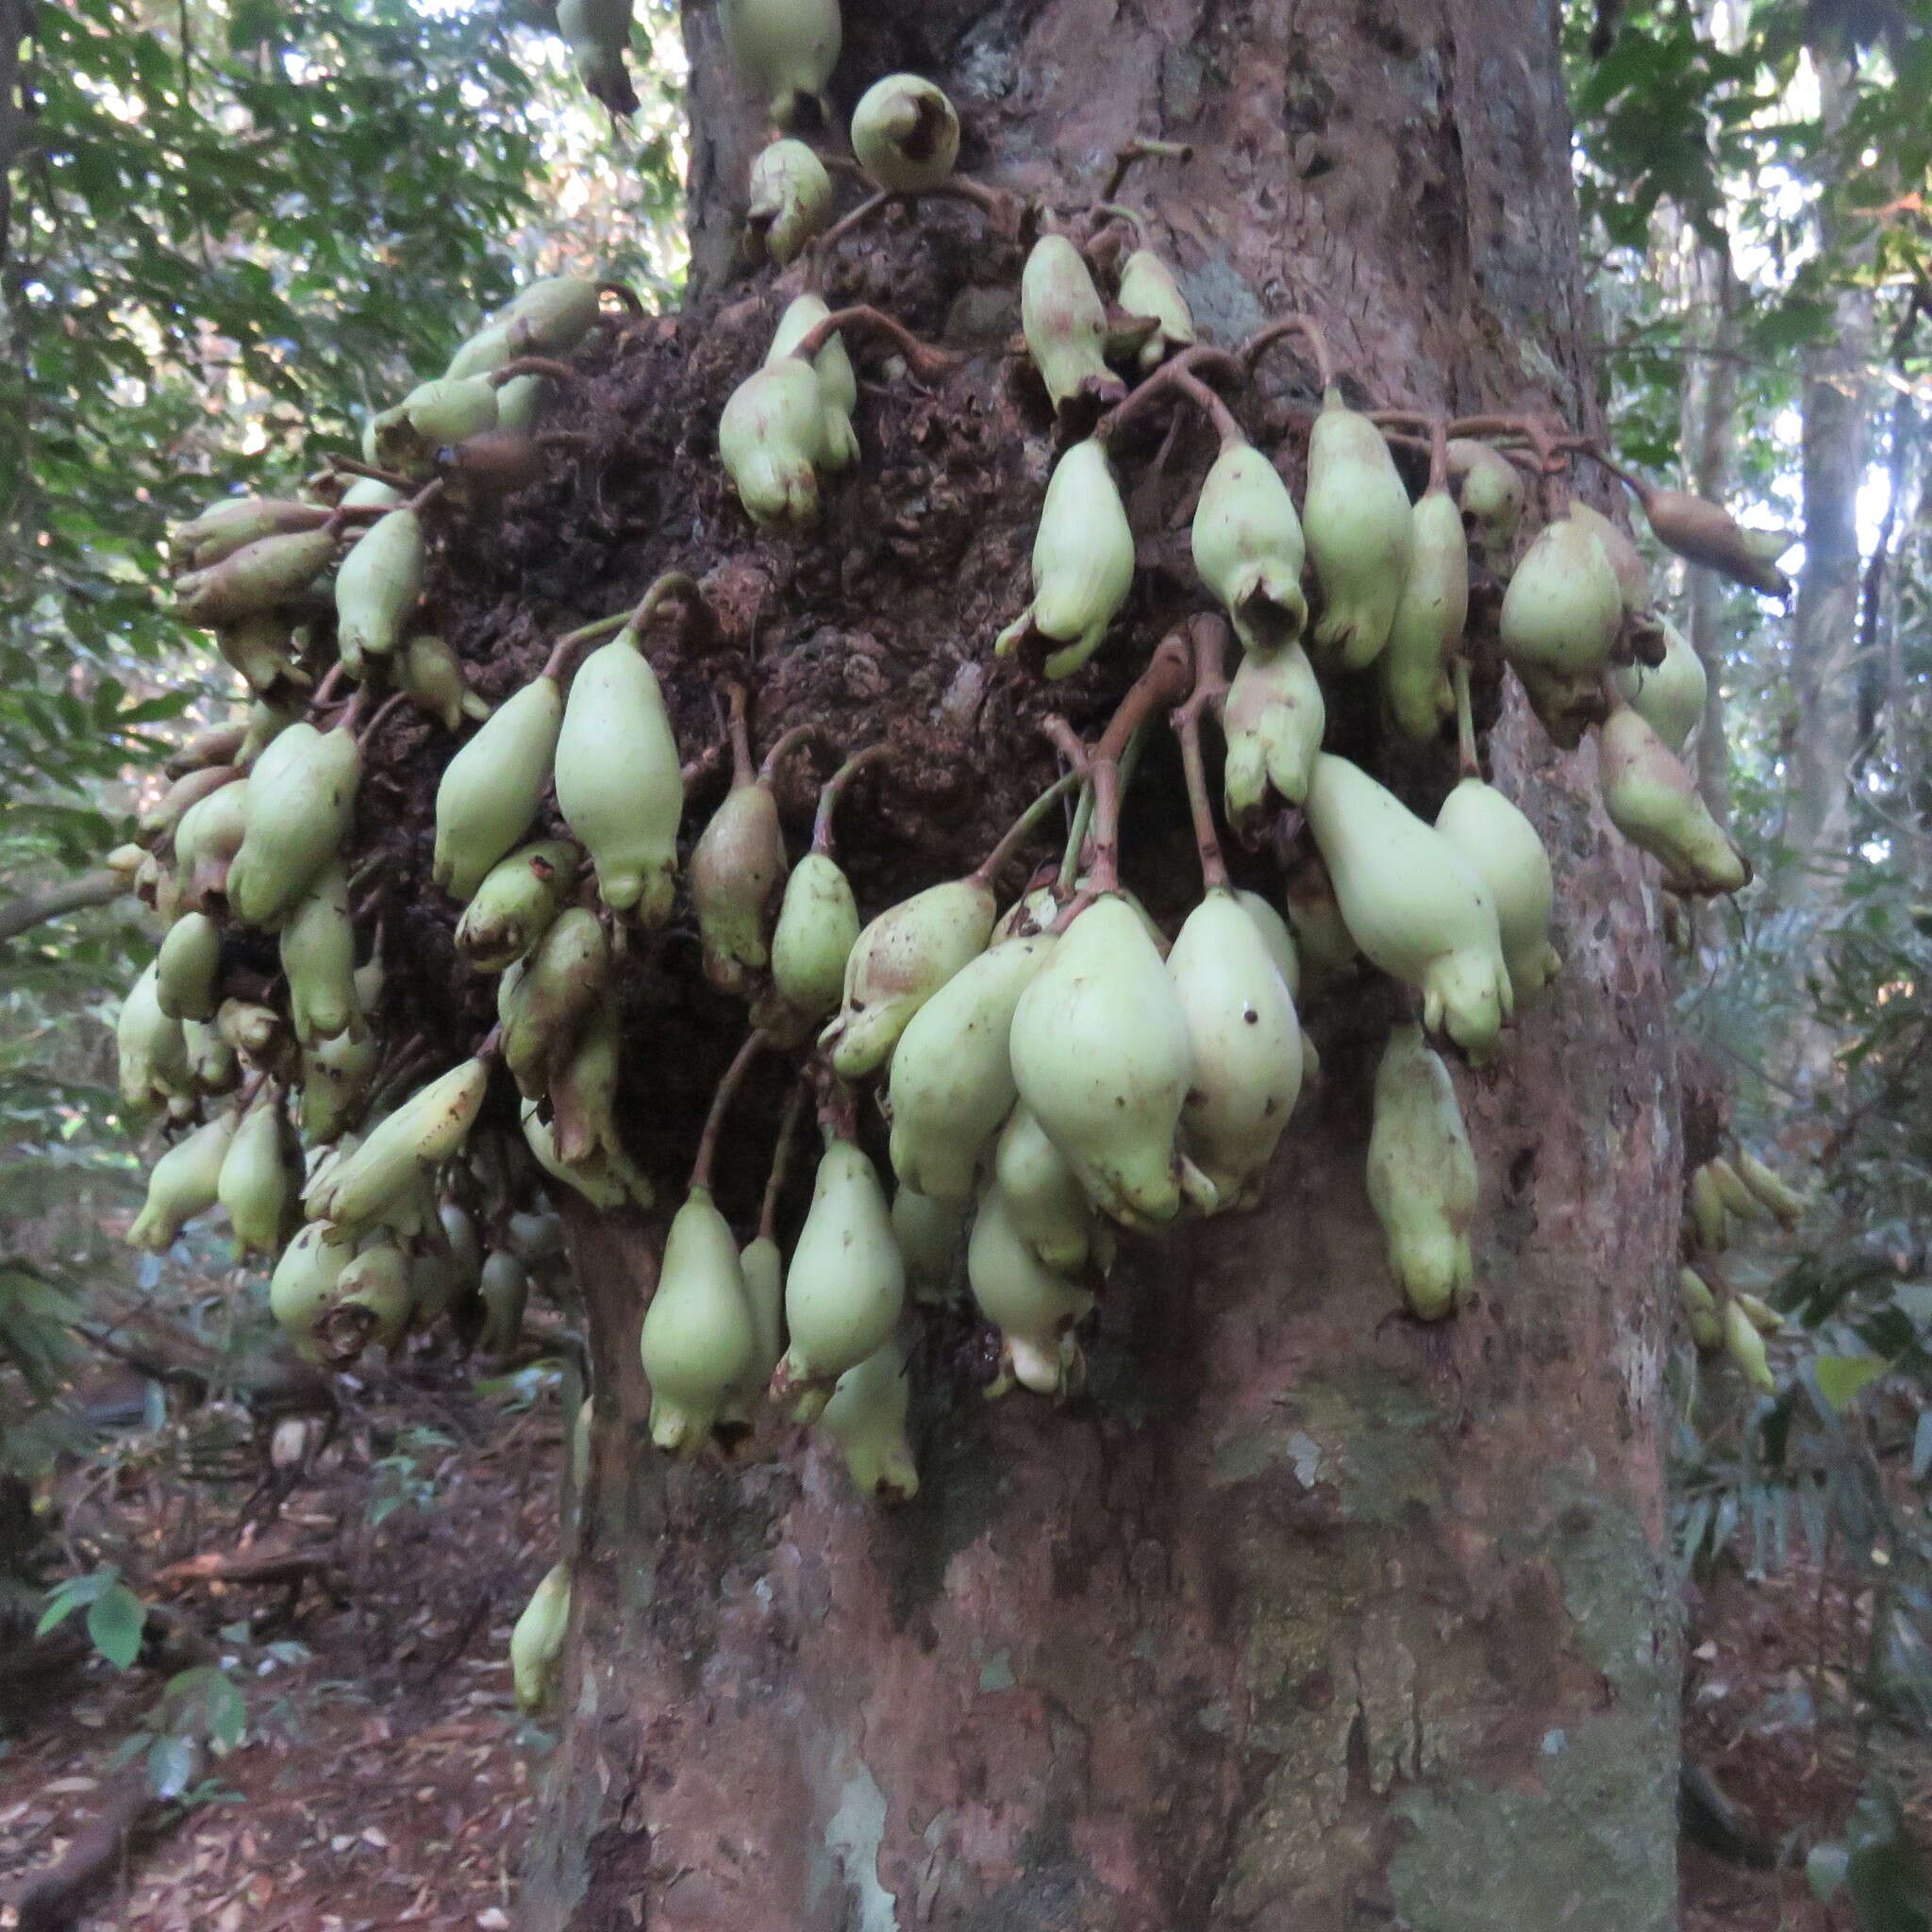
[1814, 1354, 1890, 1412]
[87, 1581, 147, 1671]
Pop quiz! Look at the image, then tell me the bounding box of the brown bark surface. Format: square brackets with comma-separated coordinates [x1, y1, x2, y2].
[411, 2, 1694, 1924]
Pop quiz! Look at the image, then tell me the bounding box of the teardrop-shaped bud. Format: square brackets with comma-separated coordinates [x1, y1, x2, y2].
[891, 1186, 962, 1305]
[641, 1186, 756, 1456]
[433, 674, 564, 901]
[1365, 1024, 1478, 1320]
[1566, 501, 1652, 617]
[767, 294, 858, 471]
[1378, 486, 1468, 744]
[335, 508, 425, 665]
[1639, 487, 1790, 597]
[717, 0, 841, 126]
[299, 1026, 380, 1142]
[324, 1242, 414, 1359]
[747, 139, 832, 264]
[1020, 235, 1124, 426]
[521, 1098, 655, 1211]
[555, 629, 682, 924]
[282, 862, 360, 1046]
[214, 995, 282, 1060]
[991, 1104, 1100, 1277]
[1610, 616, 1706, 757]
[1304, 753, 1512, 1064]
[967, 1176, 1093, 1396]
[372, 375, 498, 477]
[888, 936, 1053, 1205]
[1115, 246, 1195, 374]
[175, 527, 336, 629]
[548, 993, 625, 1168]
[237, 697, 302, 770]
[128, 1110, 240, 1252]
[557, 0, 640, 112]
[1191, 440, 1307, 655]
[1235, 889, 1300, 1000]
[455, 840, 581, 974]
[738, 1233, 786, 1388]
[214, 612, 309, 697]
[500, 275, 605, 355]
[769, 852, 859, 1022]
[821, 876, 996, 1078]
[691, 779, 789, 993]
[1499, 514, 1623, 702]
[1008, 894, 1204, 1230]
[778, 1135, 905, 1412]
[141, 764, 244, 844]
[217, 1091, 297, 1258]
[1304, 389, 1414, 671]
[269, 1220, 357, 1351]
[1722, 1297, 1777, 1394]
[850, 73, 958, 192]
[493, 372, 548, 437]
[510, 1563, 573, 1712]
[1222, 640, 1324, 826]
[720, 357, 826, 525]
[1597, 703, 1749, 896]
[173, 497, 332, 572]
[156, 910, 223, 1022]
[181, 1017, 238, 1100]
[993, 437, 1135, 678]
[227, 722, 360, 928]
[307, 1058, 491, 1230]
[818, 1337, 919, 1500]
[477, 1250, 530, 1357]
[399, 634, 491, 734]
[501, 908, 611, 1100]
[1446, 440, 1524, 577]
[1168, 888, 1303, 1210]
[1433, 778, 1560, 1006]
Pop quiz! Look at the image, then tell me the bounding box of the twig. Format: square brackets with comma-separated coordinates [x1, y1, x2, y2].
[689, 1032, 767, 1193]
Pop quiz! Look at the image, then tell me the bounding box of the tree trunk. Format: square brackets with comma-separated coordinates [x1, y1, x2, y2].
[1775, 53, 1874, 920]
[519, 2, 1683, 1924]
[1677, 236, 1738, 824]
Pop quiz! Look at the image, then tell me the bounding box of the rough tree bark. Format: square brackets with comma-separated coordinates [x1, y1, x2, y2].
[507, 3, 1684, 1925]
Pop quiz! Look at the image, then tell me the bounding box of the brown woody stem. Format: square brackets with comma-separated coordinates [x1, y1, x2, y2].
[1174, 617, 1232, 892]
[490, 357, 576, 387]
[597, 280, 645, 316]
[724, 685, 755, 789]
[758, 723, 819, 788]
[541, 609, 634, 683]
[1103, 137, 1192, 201]
[1241, 315, 1336, 392]
[1087, 631, 1195, 895]
[785, 306, 958, 381]
[1452, 657, 1480, 781]
[690, 1030, 767, 1194]
[758, 1081, 810, 1242]
[811, 743, 890, 856]
[1102, 344, 1246, 444]
[967, 770, 1083, 892]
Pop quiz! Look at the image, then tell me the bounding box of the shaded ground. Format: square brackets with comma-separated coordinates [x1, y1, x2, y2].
[0, 1363, 564, 1931]
[4, 1355, 1927, 1930]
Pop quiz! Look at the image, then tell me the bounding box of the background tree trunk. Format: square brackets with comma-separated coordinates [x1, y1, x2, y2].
[517, 2, 1685, 1924]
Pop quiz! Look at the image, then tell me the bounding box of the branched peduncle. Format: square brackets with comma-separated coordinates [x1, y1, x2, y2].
[1086, 632, 1195, 896]
[540, 609, 635, 684]
[1103, 344, 1246, 444]
[1173, 616, 1233, 893]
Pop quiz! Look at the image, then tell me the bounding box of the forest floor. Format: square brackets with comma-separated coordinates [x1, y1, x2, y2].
[0, 1360, 1921, 1931]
